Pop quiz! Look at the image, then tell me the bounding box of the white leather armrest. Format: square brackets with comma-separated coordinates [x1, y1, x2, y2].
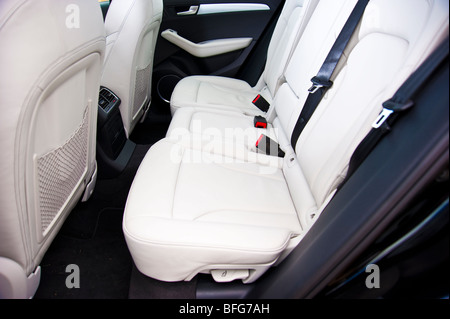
[161, 29, 252, 58]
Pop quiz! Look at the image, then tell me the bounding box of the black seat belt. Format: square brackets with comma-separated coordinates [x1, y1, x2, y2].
[339, 38, 449, 190]
[290, 0, 370, 149]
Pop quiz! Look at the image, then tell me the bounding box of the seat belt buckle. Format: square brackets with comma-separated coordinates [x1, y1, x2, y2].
[372, 108, 394, 129]
[308, 76, 333, 94]
[372, 99, 414, 129]
[255, 134, 285, 158]
[252, 94, 270, 112]
[254, 116, 267, 129]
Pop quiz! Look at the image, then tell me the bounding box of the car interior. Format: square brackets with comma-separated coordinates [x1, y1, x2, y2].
[0, 0, 448, 300]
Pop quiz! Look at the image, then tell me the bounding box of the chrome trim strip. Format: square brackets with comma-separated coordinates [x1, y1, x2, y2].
[197, 3, 270, 15]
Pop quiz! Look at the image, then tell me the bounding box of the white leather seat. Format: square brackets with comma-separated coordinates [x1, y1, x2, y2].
[101, 0, 163, 138]
[169, 0, 319, 116]
[0, 0, 105, 298]
[123, 0, 449, 284]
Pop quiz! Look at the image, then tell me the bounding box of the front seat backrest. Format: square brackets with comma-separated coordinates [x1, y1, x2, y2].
[0, 0, 105, 298]
[101, 0, 163, 138]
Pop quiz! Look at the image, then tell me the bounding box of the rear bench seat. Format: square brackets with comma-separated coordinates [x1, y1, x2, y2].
[169, 0, 319, 116]
[123, 0, 449, 283]
[166, 0, 358, 154]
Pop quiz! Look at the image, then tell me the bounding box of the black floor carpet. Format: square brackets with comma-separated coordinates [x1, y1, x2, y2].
[34, 143, 151, 299]
[34, 106, 171, 299]
[128, 264, 197, 299]
[34, 208, 132, 299]
[130, 107, 172, 145]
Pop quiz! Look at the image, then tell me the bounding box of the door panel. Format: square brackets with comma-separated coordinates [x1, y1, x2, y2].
[152, 0, 284, 112]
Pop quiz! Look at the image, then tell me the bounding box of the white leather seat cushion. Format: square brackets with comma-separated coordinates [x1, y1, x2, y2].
[170, 75, 268, 116]
[166, 107, 280, 155]
[123, 138, 302, 282]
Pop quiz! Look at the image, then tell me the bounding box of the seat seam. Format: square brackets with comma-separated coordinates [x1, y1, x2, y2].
[171, 145, 185, 219]
[212, 161, 284, 182]
[103, 0, 137, 68]
[192, 208, 299, 222]
[123, 224, 293, 254]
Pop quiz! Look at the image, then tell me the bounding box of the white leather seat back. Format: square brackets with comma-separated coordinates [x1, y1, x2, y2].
[260, 0, 319, 96]
[278, 0, 449, 228]
[102, 0, 163, 138]
[0, 0, 105, 298]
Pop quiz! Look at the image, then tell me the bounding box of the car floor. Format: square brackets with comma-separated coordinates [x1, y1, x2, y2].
[34, 105, 177, 299]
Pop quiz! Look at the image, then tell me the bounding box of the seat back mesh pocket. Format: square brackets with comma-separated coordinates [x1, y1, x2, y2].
[133, 63, 151, 118]
[36, 108, 89, 235]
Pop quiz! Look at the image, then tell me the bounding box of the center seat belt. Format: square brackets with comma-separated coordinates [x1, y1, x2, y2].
[290, 0, 370, 149]
[255, 0, 370, 157]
